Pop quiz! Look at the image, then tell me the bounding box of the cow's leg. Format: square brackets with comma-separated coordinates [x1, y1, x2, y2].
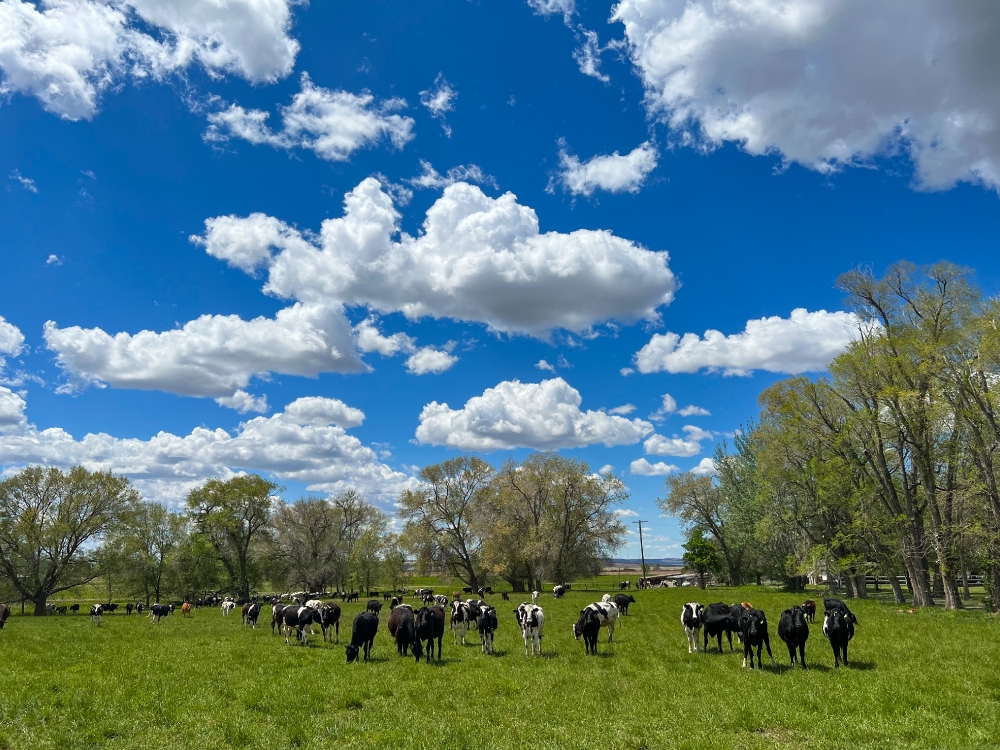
[703, 629, 709, 653]
[608, 622, 614, 643]
[843, 640, 849, 666]
[787, 642, 796, 666]
[764, 634, 775, 666]
[726, 630, 734, 651]
[742, 640, 749, 668]
[799, 642, 806, 669]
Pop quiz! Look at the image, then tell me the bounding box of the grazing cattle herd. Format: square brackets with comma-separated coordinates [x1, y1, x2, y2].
[0, 584, 863, 671]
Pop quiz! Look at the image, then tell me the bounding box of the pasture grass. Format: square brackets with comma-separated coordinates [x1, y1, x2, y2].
[1, 585, 998, 749]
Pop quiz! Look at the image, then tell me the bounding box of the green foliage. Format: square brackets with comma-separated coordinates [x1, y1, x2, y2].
[682, 528, 721, 588]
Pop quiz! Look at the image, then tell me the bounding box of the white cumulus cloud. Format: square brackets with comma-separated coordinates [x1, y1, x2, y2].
[405, 346, 458, 376]
[678, 405, 710, 417]
[612, 0, 1000, 192]
[407, 160, 496, 190]
[630, 458, 679, 476]
[194, 177, 676, 338]
[0, 390, 412, 505]
[415, 377, 653, 451]
[0, 317, 25, 359]
[644, 425, 711, 458]
[635, 308, 861, 376]
[0, 0, 299, 121]
[690, 457, 717, 476]
[420, 72, 456, 136]
[552, 140, 658, 196]
[205, 73, 415, 162]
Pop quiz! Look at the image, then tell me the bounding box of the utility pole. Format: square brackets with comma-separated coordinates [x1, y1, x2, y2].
[634, 520, 649, 589]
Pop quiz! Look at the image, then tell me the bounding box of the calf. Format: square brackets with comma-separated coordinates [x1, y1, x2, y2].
[181, 602, 192, 618]
[0, 603, 8, 629]
[574, 601, 619, 643]
[778, 605, 809, 668]
[822, 600, 856, 667]
[553, 585, 566, 598]
[451, 601, 472, 645]
[740, 608, 776, 669]
[244, 603, 261, 629]
[575, 607, 601, 655]
[415, 606, 445, 663]
[346, 611, 379, 663]
[515, 603, 545, 656]
[478, 605, 498, 654]
[531, 590, 540, 605]
[802, 599, 816, 623]
[366, 599, 383, 616]
[614, 593, 636, 615]
[387, 604, 422, 660]
[221, 600, 235, 616]
[702, 602, 735, 653]
[149, 603, 170, 624]
[319, 603, 341, 643]
[681, 602, 704, 653]
[90, 604, 103, 626]
[271, 603, 285, 635]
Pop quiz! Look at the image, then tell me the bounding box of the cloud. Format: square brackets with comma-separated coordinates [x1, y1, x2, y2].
[205, 73, 415, 162]
[46, 254, 63, 265]
[9, 170, 37, 192]
[644, 425, 711, 458]
[620, 367, 634, 376]
[0, 390, 412, 506]
[407, 160, 497, 190]
[678, 405, 710, 417]
[405, 346, 458, 375]
[649, 393, 677, 422]
[194, 177, 676, 338]
[535, 359, 556, 373]
[527, 0, 575, 22]
[615, 507, 639, 516]
[551, 140, 658, 196]
[690, 457, 717, 476]
[607, 403, 635, 415]
[215, 390, 268, 414]
[44, 302, 364, 408]
[598, 464, 613, 475]
[635, 309, 861, 376]
[0, 0, 299, 121]
[353, 317, 456, 375]
[630, 458, 679, 476]
[611, 0, 1000, 192]
[420, 72, 457, 136]
[415, 377, 653, 451]
[0, 317, 25, 359]
[572, 29, 626, 83]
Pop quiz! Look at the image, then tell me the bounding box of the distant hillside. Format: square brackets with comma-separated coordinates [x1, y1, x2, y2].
[611, 558, 682, 567]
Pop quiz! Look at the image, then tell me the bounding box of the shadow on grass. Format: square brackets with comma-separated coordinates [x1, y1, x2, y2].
[846, 661, 876, 670]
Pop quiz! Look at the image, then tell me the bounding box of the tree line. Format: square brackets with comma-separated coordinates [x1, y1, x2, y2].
[666, 262, 1000, 611]
[0, 453, 627, 614]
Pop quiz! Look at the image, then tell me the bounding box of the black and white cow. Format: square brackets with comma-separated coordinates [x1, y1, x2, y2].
[822, 599, 856, 667]
[778, 605, 809, 668]
[478, 605, 498, 655]
[283, 605, 320, 646]
[319, 603, 342, 643]
[433, 594, 449, 608]
[681, 602, 704, 653]
[515, 603, 545, 656]
[387, 604, 422, 660]
[531, 590, 540, 605]
[740, 608, 776, 669]
[451, 601, 472, 645]
[464, 599, 485, 630]
[221, 600, 235, 616]
[149, 603, 170, 624]
[346, 611, 379, 663]
[415, 606, 445, 663]
[702, 602, 736, 652]
[614, 593, 636, 615]
[575, 607, 602, 655]
[573, 601, 618, 643]
[244, 603, 261, 629]
[553, 585, 566, 598]
[271, 603, 286, 635]
[90, 604, 103, 626]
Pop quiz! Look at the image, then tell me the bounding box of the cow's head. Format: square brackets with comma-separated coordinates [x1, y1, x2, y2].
[345, 644, 360, 663]
[411, 638, 424, 661]
[744, 609, 765, 637]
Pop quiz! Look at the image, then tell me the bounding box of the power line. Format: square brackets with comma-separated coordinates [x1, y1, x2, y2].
[633, 520, 649, 589]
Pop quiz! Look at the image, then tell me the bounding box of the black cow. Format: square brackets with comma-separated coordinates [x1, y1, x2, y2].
[346, 592, 359, 603]
[90, 604, 103, 626]
[0, 603, 8, 629]
[823, 599, 856, 667]
[244, 603, 261, 629]
[501, 590, 509, 601]
[149, 603, 170, 623]
[346, 611, 379, 663]
[383, 592, 393, 601]
[69, 604, 80, 614]
[415, 606, 445, 663]
[462, 587, 473, 594]
[553, 585, 566, 598]
[366, 599, 382, 616]
[614, 593, 636, 615]
[319, 603, 341, 643]
[271, 603, 285, 635]
[740, 608, 775, 669]
[387, 604, 422, 660]
[125, 603, 134, 616]
[702, 602, 735, 652]
[574, 607, 602, 655]
[778, 605, 809, 668]
[103, 602, 118, 614]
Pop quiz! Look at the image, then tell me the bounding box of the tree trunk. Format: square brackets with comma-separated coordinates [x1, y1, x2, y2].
[33, 594, 48, 616]
[843, 575, 856, 599]
[903, 553, 934, 607]
[854, 574, 868, 599]
[888, 574, 905, 604]
[698, 570, 705, 590]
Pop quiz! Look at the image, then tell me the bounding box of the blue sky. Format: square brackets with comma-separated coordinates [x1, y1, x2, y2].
[2, 0, 1000, 558]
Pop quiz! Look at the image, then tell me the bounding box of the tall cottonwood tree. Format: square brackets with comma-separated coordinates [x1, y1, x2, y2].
[0, 466, 138, 615]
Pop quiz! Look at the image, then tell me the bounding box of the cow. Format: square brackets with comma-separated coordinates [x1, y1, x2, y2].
[478, 605, 498, 654]
[477, 587, 486, 598]
[282, 605, 319, 646]
[574, 601, 618, 643]
[515, 603, 544, 656]
[366, 599, 383, 616]
[414, 588, 433, 600]
[149, 603, 170, 624]
[221, 600, 235, 616]
[103, 602, 119, 614]
[703, 602, 736, 653]
[319, 603, 341, 643]
[433, 594, 449, 608]
[614, 593, 636, 615]
[387, 604, 422, 660]
[125, 603, 133, 616]
[90, 604, 103, 626]
[181, 602, 192, 618]
[681, 602, 704, 653]
[484, 587, 494, 595]
[271, 603, 286, 635]
[553, 585, 566, 598]
[619, 581, 629, 590]
[57, 606, 67, 615]
[390, 597, 401, 609]
[740, 608, 776, 669]
[575, 607, 602, 655]
[415, 606, 445, 663]
[823, 599, 857, 667]
[601, 594, 612, 604]
[802, 599, 817, 623]
[0, 603, 8, 629]
[501, 591, 509, 601]
[383, 592, 393, 601]
[346, 611, 379, 663]
[45, 603, 55, 615]
[778, 605, 809, 668]
[69, 604, 80, 614]
[135, 603, 144, 615]
[346, 592, 359, 603]
[451, 601, 472, 645]
[531, 590, 540, 605]
[462, 587, 473, 594]
[244, 603, 261, 629]
[367, 591, 379, 598]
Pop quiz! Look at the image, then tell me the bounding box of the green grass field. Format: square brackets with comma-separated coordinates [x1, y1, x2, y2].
[1, 584, 998, 750]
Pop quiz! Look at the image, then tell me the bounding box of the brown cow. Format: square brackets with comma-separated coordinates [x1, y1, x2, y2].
[802, 599, 816, 623]
[181, 602, 192, 618]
